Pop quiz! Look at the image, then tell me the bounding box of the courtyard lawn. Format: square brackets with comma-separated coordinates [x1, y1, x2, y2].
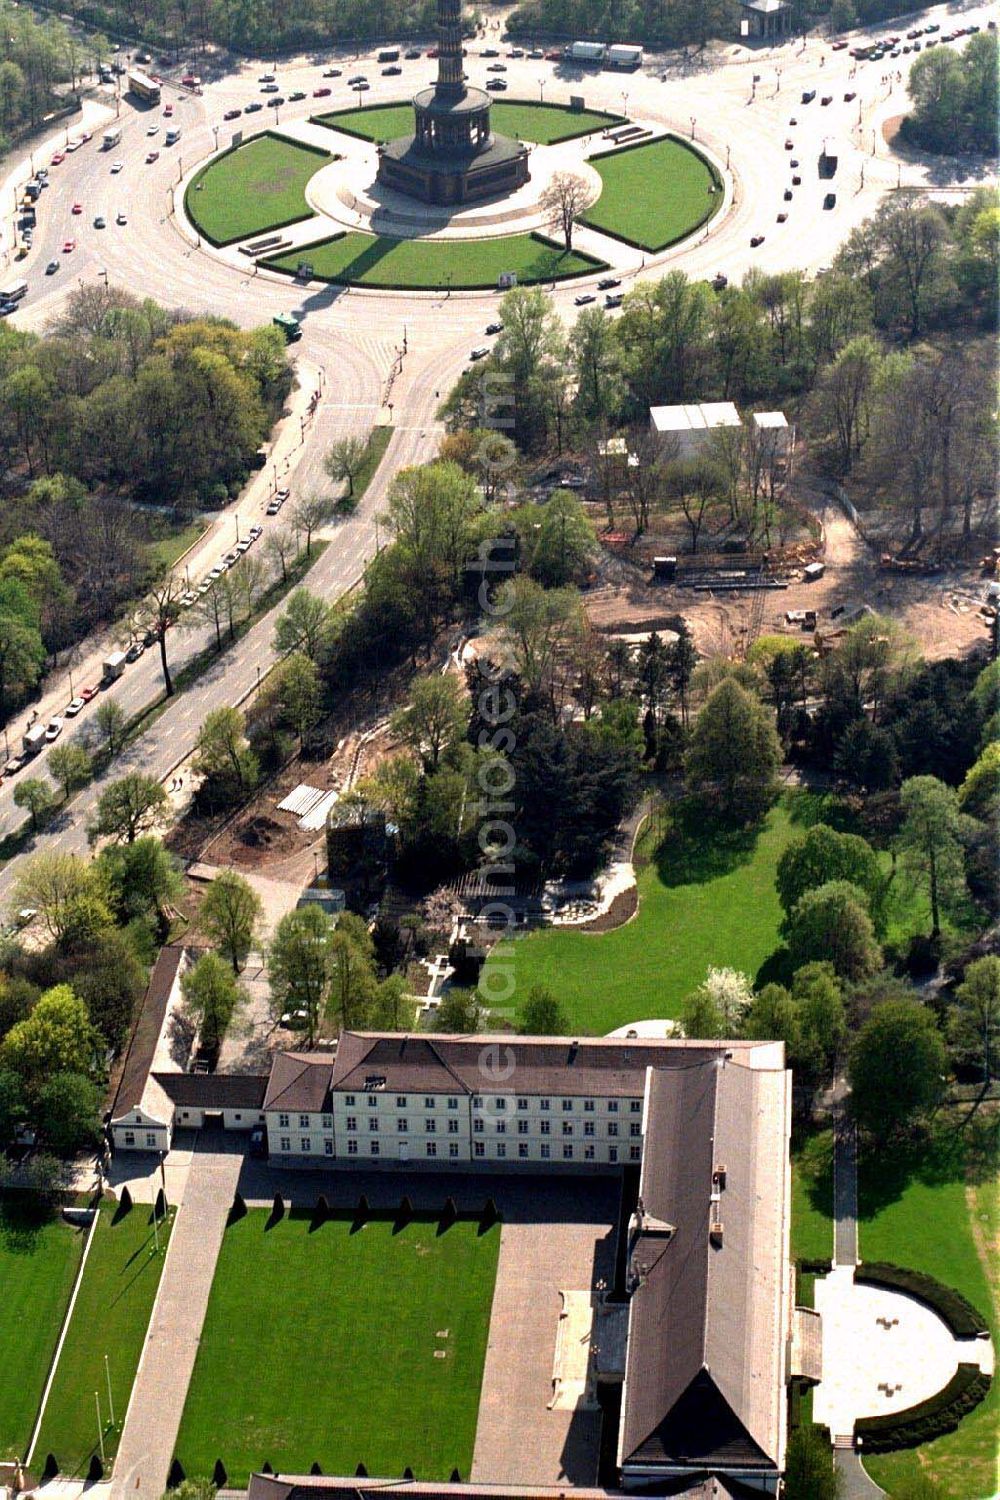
[185, 133, 333, 246]
[790, 1130, 834, 1265]
[315, 100, 621, 145]
[176, 1209, 500, 1483]
[264, 230, 603, 289]
[33, 1199, 174, 1475]
[859, 1122, 999, 1500]
[481, 796, 797, 1035]
[0, 1198, 86, 1462]
[581, 135, 721, 251]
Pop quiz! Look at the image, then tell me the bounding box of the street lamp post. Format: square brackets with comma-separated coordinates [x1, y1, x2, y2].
[235, 512, 240, 542]
[539, 79, 545, 101]
[212, 124, 219, 152]
[690, 115, 696, 139]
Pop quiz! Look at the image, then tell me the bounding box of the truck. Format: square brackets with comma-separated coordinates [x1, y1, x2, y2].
[605, 43, 643, 68]
[377, 48, 400, 62]
[101, 651, 127, 686]
[22, 724, 46, 756]
[273, 311, 302, 342]
[819, 139, 840, 178]
[564, 40, 607, 64]
[102, 126, 122, 149]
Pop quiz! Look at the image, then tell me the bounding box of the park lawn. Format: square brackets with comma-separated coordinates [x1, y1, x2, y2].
[265, 231, 603, 289]
[176, 1209, 500, 1483]
[581, 135, 721, 251]
[315, 100, 620, 145]
[185, 133, 332, 245]
[145, 518, 207, 572]
[790, 1130, 834, 1265]
[33, 1199, 174, 1476]
[481, 796, 798, 1035]
[859, 1122, 999, 1500]
[0, 1199, 86, 1462]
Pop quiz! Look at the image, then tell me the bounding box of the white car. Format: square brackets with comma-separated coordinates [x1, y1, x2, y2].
[469, 345, 489, 360]
[110, 159, 124, 173]
[147, 124, 159, 135]
[45, 718, 63, 742]
[64, 696, 86, 717]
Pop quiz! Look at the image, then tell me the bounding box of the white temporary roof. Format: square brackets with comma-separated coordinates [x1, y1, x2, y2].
[649, 401, 741, 434]
[752, 411, 789, 429]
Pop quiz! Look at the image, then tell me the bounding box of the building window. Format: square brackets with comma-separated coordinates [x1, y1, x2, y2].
[563, 1144, 573, 1160]
[424, 1096, 436, 1109]
[367, 1095, 378, 1108]
[630, 1145, 641, 1161]
[474, 1141, 485, 1158]
[396, 1095, 407, 1108]
[426, 1118, 436, 1134]
[397, 1118, 408, 1133]
[584, 1121, 595, 1137]
[517, 1097, 528, 1111]
[346, 1116, 357, 1132]
[540, 1143, 551, 1160]
[321, 1115, 332, 1129]
[474, 1118, 484, 1134]
[518, 1143, 529, 1158]
[182, 1111, 190, 1120]
[539, 1119, 550, 1136]
[496, 1121, 506, 1135]
[609, 1146, 618, 1163]
[630, 1122, 641, 1137]
[472, 1095, 482, 1108]
[584, 1099, 595, 1113]
[496, 1143, 506, 1159]
[608, 1100, 618, 1114]
[447, 1096, 458, 1110]
[344, 1094, 355, 1107]
[280, 1137, 290, 1153]
[347, 1139, 358, 1156]
[630, 1100, 642, 1114]
[426, 1142, 437, 1158]
[325, 1140, 333, 1156]
[279, 1113, 289, 1128]
[517, 1119, 528, 1135]
[494, 1096, 506, 1111]
[146, 1133, 157, 1147]
[124, 1131, 135, 1146]
[299, 1114, 310, 1129]
[562, 1099, 573, 1112]
[449, 1142, 460, 1158]
[369, 1118, 379, 1133]
[301, 1137, 311, 1153]
[584, 1144, 595, 1160]
[562, 1122, 573, 1136]
[371, 1141, 380, 1157]
[540, 1098, 550, 1112]
[448, 1119, 459, 1134]
[234, 1113, 242, 1122]
[608, 1122, 618, 1138]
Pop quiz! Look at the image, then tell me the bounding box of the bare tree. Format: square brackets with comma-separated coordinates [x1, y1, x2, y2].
[136, 573, 185, 696]
[264, 526, 295, 585]
[538, 172, 590, 254]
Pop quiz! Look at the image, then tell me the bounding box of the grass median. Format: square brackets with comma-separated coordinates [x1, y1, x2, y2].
[185, 132, 333, 246]
[581, 134, 722, 252]
[265, 230, 603, 289]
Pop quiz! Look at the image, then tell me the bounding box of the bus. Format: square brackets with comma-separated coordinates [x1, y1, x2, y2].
[0, 279, 28, 306]
[128, 69, 161, 104]
[273, 312, 302, 342]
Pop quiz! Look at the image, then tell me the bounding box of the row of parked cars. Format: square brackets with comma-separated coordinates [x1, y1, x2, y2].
[176, 523, 266, 609]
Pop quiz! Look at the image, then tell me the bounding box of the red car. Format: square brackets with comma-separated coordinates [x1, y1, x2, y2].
[545, 49, 561, 60]
[313, 86, 331, 96]
[427, 47, 438, 56]
[71, 202, 82, 214]
[146, 150, 160, 162]
[831, 39, 848, 49]
[50, 151, 65, 165]
[181, 73, 199, 86]
[164, 103, 174, 116]
[79, 684, 98, 702]
[62, 238, 76, 252]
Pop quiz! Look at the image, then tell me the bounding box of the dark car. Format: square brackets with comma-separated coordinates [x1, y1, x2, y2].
[485, 78, 507, 90]
[801, 89, 815, 103]
[404, 48, 421, 58]
[223, 108, 241, 119]
[823, 192, 836, 209]
[245, 100, 263, 112]
[125, 640, 145, 662]
[382, 64, 402, 75]
[597, 276, 621, 290]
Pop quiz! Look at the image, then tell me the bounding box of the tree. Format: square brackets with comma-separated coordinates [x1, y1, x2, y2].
[538, 171, 589, 253]
[182, 953, 245, 1054]
[273, 588, 334, 662]
[518, 985, 567, 1036]
[958, 741, 1000, 822]
[493, 576, 583, 718]
[848, 999, 947, 1141]
[136, 573, 185, 697]
[95, 697, 127, 757]
[35, 1071, 102, 1155]
[324, 432, 371, 499]
[13, 777, 55, 833]
[948, 956, 1000, 1085]
[529, 490, 596, 587]
[268, 906, 336, 1047]
[95, 837, 182, 927]
[0, 578, 45, 716]
[432, 988, 483, 1033]
[681, 967, 753, 1038]
[193, 707, 259, 805]
[685, 679, 781, 822]
[0, 1070, 25, 1146]
[777, 824, 885, 936]
[289, 494, 329, 556]
[60, 928, 146, 1049]
[787, 881, 882, 982]
[0, 985, 98, 1084]
[89, 773, 169, 845]
[47, 742, 92, 801]
[391, 674, 467, 772]
[813, 334, 883, 473]
[260, 651, 322, 744]
[327, 912, 378, 1031]
[897, 776, 967, 938]
[11, 852, 106, 945]
[264, 525, 296, 584]
[783, 1423, 839, 1500]
[201, 871, 263, 974]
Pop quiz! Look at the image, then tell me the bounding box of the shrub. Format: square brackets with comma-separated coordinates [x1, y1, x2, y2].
[854, 1263, 988, 1337]
[798, 1256, 834, 1274]
[855, 1363, 991, 1451]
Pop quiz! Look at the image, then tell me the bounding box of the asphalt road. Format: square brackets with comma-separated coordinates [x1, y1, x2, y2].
[0, 1, 992, 895]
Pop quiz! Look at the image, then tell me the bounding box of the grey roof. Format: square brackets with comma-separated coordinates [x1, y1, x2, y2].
[328, 1032, 765, 1101]
[152, 1073, 268, 1109]
[245, 1475, 759, 1500]
[110, 946, 185, 1120]
[618, 1059, 790, 1474]
[263, 1052, 335, 1113]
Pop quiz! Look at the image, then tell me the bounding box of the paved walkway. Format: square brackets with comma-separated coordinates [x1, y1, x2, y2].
[835, 1446, 886, 1500]
[109, 1139, 243, 1500]
[833, 1103, 858, 1268]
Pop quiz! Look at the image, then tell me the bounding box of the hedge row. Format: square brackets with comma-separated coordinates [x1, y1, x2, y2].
[855, 1363, 992, 1452]
[799, 1256, 834, 1275]
[855, 1262, 989, 1338]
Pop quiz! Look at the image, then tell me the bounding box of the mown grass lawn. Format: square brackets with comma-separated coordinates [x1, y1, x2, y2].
[481, 795, 799, 1035]
[185, 133, 332, 245]
[791, 1129, 834, 1265]
[581, 135, 721, 250]
[315, 100, 620, 145]
[33, 1199, 173, 1475]
[859, 1119, 999, 1500]
[176, 1210, 500, 1483]
[0, 1198, 86, 1462]
[265, 230, 602, 289]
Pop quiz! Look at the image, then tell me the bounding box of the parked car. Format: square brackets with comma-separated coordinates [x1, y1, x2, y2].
[261, 82, 280, 92]
[487, 62, 507, 71]
[381, 65, 402, 75]
[64, 697, 86, 717]
[146, 150, 160, 162]
[147, 124, 159, 134]
[322, 67, 342, 77]
[469, 345, 489, 360]
[313, 86, 332, 97]
[223, 108, 242, 119]
[485, 321, 503, 334]
[485, 79, 507, 90]
[125, 640, 145, 662]
[258, 72, 276, 81]
[574, 292, 596, 305]
[244, 102, 263, 113]
[597, 276, 621, 290]
[823, 192, 836, 209]
[404, 48, 421, 59]
[71, 201, 83, 214]
[80, 685, 98, 702]
[45, 718, 63, 742]
[94, 215, 106, 228]
[248, 525, 264, 541]
[289, 89, 307, 100]
[110, 159, 124, 172]
[268, 97, 285, 106]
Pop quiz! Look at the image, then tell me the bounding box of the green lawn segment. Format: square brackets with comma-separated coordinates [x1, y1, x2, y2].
[0, 1198, 86, 1462]
[581, 135, 721, 251]
[790, 1130, 834, 1264]
[264, 231, 602, 289]
[315, 100, 621, 145]
[33, 1200, 174, 1475]
[482, 796, 797, 1035]
[185, 133, 333, 246]
[176, 1210, 500, 1483]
